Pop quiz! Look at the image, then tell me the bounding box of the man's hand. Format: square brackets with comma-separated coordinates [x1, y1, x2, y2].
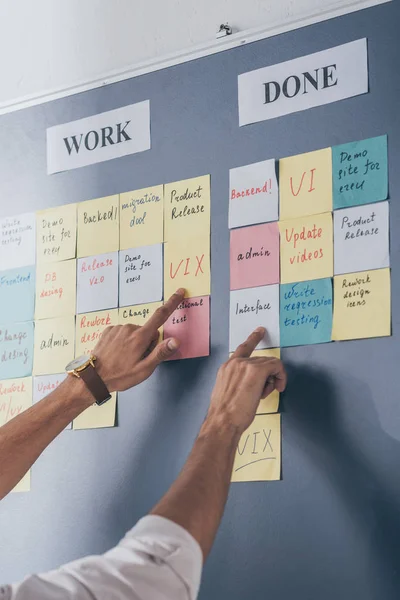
[150, 328, 287, 559]
[94, 289, 185, 392]
[207, 327, 287, 434]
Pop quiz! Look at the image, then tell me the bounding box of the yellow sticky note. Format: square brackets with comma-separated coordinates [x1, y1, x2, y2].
[119, 302, 163, 341]
[231, 413, 281, 482]
[164, 237, 210, 299]
[120, 185, 164, 249]
[164, 175, 210, 241]
[279, 148, 332, 219]
[73, 393, 117, 430]
[332, 268, 391, 341]
[33, 317, 75, 375]
[35, 259, 76, 319]
[75, 309, 118, 357]
[77, 195, 119, 257]
[0, 376, 32, 426]
[119, 302, 162, 325]
[253, 349, 281, 414]
[12, 471, 31, 493]
[279, 213, 333, 284]
[36, 204, 77, 263]
[229, 348, 281, 414]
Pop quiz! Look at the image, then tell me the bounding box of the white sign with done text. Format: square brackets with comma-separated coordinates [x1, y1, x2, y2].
[47, 101, 151, 174]
[238, 39, 368, 126]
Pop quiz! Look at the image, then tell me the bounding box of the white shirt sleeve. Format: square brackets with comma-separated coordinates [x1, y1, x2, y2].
[5, 515, 203, 600]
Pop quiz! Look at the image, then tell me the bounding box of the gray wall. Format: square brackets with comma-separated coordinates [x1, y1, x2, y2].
[1, 2, 400, 598]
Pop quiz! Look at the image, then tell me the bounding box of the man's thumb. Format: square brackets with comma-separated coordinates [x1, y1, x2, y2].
[146, 338, 180, 367]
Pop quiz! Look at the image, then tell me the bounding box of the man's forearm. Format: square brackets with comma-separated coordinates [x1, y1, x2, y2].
[151, 414, 240, 560]
[0, 377, 93, 500]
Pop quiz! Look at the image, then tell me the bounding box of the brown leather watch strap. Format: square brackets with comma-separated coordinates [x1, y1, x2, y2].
[79, 364, 112, 406]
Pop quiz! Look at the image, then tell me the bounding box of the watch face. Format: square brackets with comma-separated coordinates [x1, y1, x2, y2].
[66, 355, 91, 371]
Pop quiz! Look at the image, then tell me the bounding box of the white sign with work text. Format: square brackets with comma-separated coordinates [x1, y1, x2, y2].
[238, 39, 368, 126]
[47, 101, 151, 174]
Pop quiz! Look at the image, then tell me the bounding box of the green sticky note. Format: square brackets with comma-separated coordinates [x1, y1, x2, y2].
[280, 278, 333, 348]
[333, 135, 388, 209]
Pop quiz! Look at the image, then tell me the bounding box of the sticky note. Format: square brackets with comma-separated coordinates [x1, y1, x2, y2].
[33, 317, 75, 376]
[230, 348, 281, 414]
[229, 285, 280, 352]
[119, 245, 163, 307]
[229, 159, 279, 228]
[77, 252, 118, 314]
[36, 204, 77, 263]
[230, 223, 279, 290]
[119, 302, 163, 342]
[0, 322, 34, 379]
[73, 393, 116, 430]
[254, 348, 281, 414]
[280, 279, 332, 347]
[2, 377, 31, 486]
[77, 195, 119, 257]
[334, 202, 389, 275]
[0, 376, 32, 427]
[164, 175, 210, 241]
[33, 373, 67, 401]
[35, 259, 77, 320]
[333, 135, 388, 209]
[0, 266, 35, 322]
[0, 212, 36, 269]
[75, 309, 118, 357]
[33, 373, 71, 429]
[279, 148, 332, 219]
[12, 471, 30, 493]
[163, 296, 210, 360]
[164, 237, 210, 299]
[332, 268, 391, 341]
[120, 185, 164, 249]
[231, 413, 281, 482]
[279, 213, 333, 284]
[119, 302, 162, 326]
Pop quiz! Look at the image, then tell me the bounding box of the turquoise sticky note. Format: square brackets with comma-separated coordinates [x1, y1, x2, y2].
[280, 278, 332, 347]
[0, 267, 36, 322]
[0, 321, 34, 379]
[333, 135, 388, 209]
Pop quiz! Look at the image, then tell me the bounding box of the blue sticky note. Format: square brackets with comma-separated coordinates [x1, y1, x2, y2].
[0, 321, 34, 379]
[333, 135, 388, 209]
[280, 278, 332, 347]
[0, 266, 36, 322]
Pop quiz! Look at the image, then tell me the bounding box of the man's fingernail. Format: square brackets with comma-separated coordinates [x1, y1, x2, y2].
[176, 288, 185, 296]
[167, 338, 179, 351]
[255, 327, 266, 335]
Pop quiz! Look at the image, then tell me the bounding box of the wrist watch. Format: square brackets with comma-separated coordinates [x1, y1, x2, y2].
[66, 355, 112, 406]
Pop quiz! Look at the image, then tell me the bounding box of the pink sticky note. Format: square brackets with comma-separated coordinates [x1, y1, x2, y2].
[164, 296, 210, 360]
[230, 222, 280, 290]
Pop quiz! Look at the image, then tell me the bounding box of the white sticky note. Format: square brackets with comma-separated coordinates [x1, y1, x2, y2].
[119, 244, 163, 307]
[229, 159, 279, 228]
[33, 373, 71, 429]
[77, 252, 119, 314]
[0, 213, 36, 269]
[334, 201, 389, 275]
[230, 285, 280, 351]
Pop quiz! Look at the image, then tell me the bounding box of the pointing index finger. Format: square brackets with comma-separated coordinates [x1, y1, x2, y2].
[231, 327, 266, 359]
[143, 288, 185, 332]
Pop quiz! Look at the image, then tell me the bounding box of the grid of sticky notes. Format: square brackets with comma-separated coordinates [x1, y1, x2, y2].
[0, 176, 211, 469]
[229, 135, 390, 482]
